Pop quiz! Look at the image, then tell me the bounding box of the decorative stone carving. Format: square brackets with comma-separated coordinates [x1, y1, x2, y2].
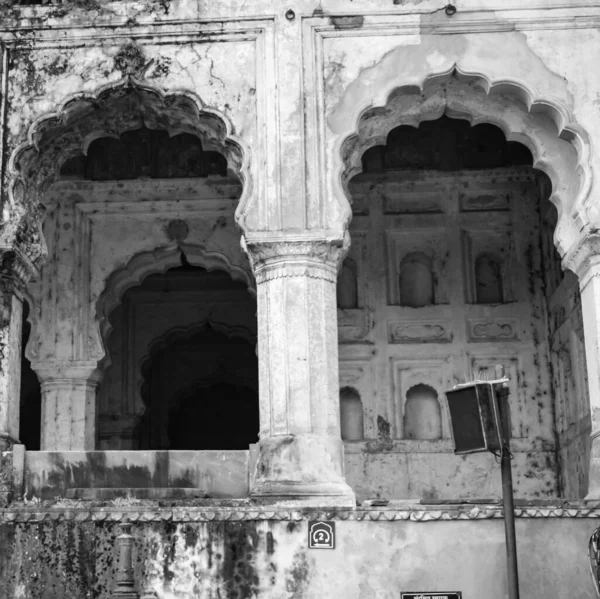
[0, 248, 40, 294]
[565, 232, 600, 290]
[389, 321, 451, 344]
[165, 219, 189, 243]
[242, 236, 348, 283]
[460, 193, 510, 212]
[1, 503, 600, 523]
[468, 319, 518, 342]
[112, 520, 138, 598]
[114, 40, 151, 79]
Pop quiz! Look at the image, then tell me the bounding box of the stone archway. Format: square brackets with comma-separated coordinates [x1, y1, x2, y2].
[334, 59, 595, 499]
[5, 79, 252, 269]
[338, 74, 587, 258]
[6, 79, 254, 452]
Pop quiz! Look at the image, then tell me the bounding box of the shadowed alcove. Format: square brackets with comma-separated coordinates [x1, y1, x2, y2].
[97, 263, 258, 451]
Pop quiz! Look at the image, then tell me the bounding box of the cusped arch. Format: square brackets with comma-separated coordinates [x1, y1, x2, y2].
[336, 57, 592, 257]
[95, 243, 256, 367]
[5, 79, 254, 263]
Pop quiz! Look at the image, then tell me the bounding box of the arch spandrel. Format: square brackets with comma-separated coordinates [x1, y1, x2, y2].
[326, 34, 592, 257]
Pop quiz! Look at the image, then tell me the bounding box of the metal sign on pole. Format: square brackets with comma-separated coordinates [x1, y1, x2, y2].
[445, 366, 520, 599]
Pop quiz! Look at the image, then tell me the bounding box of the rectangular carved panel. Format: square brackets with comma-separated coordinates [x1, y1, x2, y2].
[388, 320, 453, 344]
[467, 318, 520, 342]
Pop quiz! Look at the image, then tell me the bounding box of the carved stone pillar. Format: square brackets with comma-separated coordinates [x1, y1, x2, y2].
[0, 251, 37, 451]
[243, 236, 355, 506]
[568, 235, 600, 499]
[33, 361, 101, 451]
[0, 250, 37, 506]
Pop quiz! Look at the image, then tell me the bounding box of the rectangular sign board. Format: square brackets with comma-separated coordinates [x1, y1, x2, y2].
[401, 593, 462, 599]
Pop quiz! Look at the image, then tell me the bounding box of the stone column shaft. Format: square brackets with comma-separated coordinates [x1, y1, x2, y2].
[34, 362, 100, 450]
[0, 250, 37, 450]
[569, 237, 600, 499]
[244, 236, 355, 506]
[0, 289, 23, 447]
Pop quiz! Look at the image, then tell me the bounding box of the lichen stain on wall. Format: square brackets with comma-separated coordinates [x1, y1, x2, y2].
[0, 520, 311, 599]
[5, 38, 257, 153]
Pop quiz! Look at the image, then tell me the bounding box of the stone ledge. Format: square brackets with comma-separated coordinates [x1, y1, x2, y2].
[2, 502, 600, 523]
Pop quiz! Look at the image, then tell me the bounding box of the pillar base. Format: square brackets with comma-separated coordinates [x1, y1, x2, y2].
[250, 434, 356, 507]
[586, 439, 600, 500]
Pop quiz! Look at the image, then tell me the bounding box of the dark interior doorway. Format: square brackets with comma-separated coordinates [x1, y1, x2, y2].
[138, 324, 259, 450]
[19, 301, 41, 450]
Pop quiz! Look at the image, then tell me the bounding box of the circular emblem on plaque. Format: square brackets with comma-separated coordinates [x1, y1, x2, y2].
[308, 521, 335, 549]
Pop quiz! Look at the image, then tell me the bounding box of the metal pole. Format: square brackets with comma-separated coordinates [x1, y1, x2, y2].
[500, 444, 520, 599]
[493, 379, 520, 599]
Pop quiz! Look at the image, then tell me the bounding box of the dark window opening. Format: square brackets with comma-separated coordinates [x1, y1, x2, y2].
[362, 115, 533, 173]
[60, 127, 228, 180]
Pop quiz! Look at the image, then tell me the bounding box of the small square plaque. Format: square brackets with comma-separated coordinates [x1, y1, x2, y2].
[308, 521, 335, 549]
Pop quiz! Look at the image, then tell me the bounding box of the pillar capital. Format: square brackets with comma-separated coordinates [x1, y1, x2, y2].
[564, 232, 600, 290]
[0, 246, 40, 294]
[242, 233, 349, 282]
[31, 360, 102, 385]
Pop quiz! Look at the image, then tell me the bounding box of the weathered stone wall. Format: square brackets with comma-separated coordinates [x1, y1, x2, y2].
[342, 168, 561, 501]
[0, 507, 598, 598]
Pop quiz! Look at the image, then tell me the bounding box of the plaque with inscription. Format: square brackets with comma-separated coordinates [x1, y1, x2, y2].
[401, 593, 461, 599]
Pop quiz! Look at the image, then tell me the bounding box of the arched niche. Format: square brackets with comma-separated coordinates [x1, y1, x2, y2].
[5, 79, 253, 266]
[339, 386, 364, 441]
[399, 252, 434, 308]
[337, 258, 358, 309]
[338, 73, 590, 258]
[475, 253, 504, 304]
[403, 384, 442, 441]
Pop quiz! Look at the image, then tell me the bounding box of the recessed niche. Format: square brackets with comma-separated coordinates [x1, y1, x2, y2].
[475, 253, 504, 304]
[399, 252, 434, 308]
[340, 386, 364, 441]
[337, 258, 359, 309]
[403, 383, 442, 440]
